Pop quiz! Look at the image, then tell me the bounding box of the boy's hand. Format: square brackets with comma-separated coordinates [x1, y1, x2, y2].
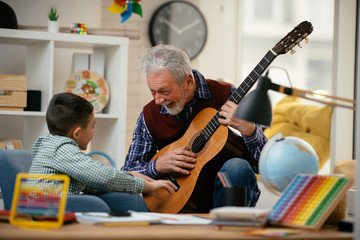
[143, 180, 177, 198]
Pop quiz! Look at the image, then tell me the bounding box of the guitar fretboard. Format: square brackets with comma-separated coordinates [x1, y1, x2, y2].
[201, 50, 277, 140]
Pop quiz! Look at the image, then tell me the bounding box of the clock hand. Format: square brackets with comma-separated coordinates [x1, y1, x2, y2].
[158, 17, 182, 34]
[178, 19, 201, 34]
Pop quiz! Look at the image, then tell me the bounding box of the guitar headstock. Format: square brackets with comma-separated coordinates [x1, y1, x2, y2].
[272, 21, 313, 55]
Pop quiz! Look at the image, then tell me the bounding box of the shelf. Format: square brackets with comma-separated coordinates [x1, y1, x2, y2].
[0, 28, 129, 168]
[0, 111, 120, 119]
[18, 25, 141, 40]
[0, 111, 45, 117]
[0, 28, 129, 47]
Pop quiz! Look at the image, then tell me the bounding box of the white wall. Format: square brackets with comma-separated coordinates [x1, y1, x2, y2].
[3, 0, 102, 28]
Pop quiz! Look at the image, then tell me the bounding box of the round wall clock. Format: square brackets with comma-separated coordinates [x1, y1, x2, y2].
[149, 1, 207, 60]
[64, 70, 110, 113]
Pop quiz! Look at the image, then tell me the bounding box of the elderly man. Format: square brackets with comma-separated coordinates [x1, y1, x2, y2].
[122, 44, 267, 213]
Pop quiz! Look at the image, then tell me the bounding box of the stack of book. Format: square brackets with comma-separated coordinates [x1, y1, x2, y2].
[210, 207, 272, 230]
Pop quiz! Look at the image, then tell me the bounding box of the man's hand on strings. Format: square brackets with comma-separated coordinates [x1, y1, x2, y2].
[218, 101, 256, 137]
[155, 146, 197, 175]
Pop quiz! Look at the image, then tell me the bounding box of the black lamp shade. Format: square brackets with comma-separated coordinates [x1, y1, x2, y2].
[235, 76, 273, 127]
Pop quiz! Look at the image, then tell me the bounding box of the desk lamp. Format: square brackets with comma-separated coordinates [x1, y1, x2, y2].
[235, 72, 355, 126]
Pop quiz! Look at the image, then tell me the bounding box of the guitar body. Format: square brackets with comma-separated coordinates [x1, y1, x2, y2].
[144, 108, 230, 213]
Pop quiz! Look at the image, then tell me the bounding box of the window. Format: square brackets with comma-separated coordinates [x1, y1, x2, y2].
[240, 0, 334, 105]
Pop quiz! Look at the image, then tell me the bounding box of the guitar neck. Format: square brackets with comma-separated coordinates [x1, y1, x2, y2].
[229, 50, 277, 104]
[202, 50, 277, 140]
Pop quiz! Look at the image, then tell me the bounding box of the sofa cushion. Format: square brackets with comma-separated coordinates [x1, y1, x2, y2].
[264, 96, 332, 169]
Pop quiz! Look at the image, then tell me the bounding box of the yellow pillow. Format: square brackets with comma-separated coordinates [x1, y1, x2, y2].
[264, 96, 332, 169]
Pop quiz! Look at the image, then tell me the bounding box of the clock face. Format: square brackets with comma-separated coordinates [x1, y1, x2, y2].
[149, 1, 207, 60]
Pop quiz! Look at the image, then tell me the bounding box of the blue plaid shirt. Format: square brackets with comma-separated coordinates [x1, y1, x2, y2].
[122, 70, 267, 178]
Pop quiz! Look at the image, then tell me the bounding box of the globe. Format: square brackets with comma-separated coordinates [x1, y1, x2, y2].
[259, 134, 319, 195]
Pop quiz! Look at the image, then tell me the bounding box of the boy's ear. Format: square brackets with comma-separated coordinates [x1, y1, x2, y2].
[71, 126, 82, 140]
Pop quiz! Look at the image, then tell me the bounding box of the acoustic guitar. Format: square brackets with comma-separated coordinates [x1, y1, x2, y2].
[144, 21, 314, 213]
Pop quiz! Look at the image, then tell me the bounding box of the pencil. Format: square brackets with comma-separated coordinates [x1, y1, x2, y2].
[217, 172, 233, 188]
[222, 172, 233, 187]
[217, 172, 227, 187]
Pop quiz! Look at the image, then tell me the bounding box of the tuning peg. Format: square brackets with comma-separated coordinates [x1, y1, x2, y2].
[298, 43, 302, 48]
[305, 38, 309, 44]
[291, 49, 296, 55]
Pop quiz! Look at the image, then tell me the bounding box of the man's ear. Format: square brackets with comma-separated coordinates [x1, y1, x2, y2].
[184, 74, 194, 88]
[186, 74, 194, 84]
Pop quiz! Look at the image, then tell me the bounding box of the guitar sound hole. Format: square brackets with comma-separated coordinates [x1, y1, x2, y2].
[192, 134, 206, 153]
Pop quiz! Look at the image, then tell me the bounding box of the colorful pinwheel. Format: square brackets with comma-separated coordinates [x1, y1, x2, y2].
[108, 0, 142, 23]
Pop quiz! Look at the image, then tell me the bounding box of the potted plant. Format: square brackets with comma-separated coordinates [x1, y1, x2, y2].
[47, 6, 59, 33]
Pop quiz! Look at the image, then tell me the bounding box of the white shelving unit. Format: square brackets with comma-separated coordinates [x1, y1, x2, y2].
[0, 28, 129, 169]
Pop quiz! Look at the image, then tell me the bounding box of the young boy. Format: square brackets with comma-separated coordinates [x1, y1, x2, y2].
[29, 92, 176, 211]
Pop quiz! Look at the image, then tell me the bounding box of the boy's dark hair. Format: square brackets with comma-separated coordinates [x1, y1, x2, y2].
[46, 92, 94, 136]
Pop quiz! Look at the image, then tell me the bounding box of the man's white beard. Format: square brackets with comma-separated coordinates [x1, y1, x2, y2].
[164, 88, 187, 115]
[164, 98, 185, 115]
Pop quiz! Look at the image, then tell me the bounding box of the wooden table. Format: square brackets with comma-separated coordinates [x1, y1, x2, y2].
[0, 221, 353, 240]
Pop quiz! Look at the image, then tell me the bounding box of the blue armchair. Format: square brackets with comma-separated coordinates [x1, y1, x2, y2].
[0, 149, 110, 212]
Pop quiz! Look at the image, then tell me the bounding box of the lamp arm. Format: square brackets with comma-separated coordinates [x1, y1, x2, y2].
[292, 88, 355, 110]
[269, 82, 355, 110]
[293, 88, 356, 103]
[268, 82, 293, 95]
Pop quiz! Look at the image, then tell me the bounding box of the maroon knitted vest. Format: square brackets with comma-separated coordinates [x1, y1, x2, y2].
[143, 79, 233, 150]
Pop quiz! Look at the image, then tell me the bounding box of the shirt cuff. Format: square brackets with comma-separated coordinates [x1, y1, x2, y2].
[134, 177, 145, 193]
[243, 125, 262, 145]
[148, 158, 162, 178]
